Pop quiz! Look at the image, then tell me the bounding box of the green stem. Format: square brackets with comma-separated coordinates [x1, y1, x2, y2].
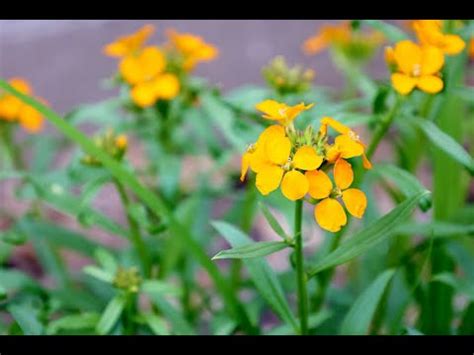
[294, 199, 308, 334]
[0, 123, 25, 170]
[113, 178, 151, 278]
[366, 95, 402, 160]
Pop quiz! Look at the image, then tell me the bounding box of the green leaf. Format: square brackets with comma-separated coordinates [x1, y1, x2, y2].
[371, 164, 432, 211]
[95, 248, 118, 274]
[259, 202, 291, 241]
[96, 294, 126, 335]
[143, 314, 170, 335]
[83, 266, 114, 284]
[8, 303, 44, 335]
[396, 222, 474, 238]
[47, 313, 100, 335]
[308, 192, 429, 277]
[141, 280, 182, 297]
[149, 298, 195, 335]
[212, 241, 288, 260]
[267, 310, 332, 335]
[362, 20, 408, 42]
[412, 116, 474, 175]
[432, 273, 474, 301]
[211, 221, 298, 332]
[404, 327, 424, 335]
[340, 269, 396, 335]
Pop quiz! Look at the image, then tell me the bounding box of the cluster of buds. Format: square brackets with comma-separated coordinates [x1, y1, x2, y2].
[113, 266, 142, 294]
[241, 100, 372, 232]
[81, 129, 128, 166]
[262, 56, 315, 95]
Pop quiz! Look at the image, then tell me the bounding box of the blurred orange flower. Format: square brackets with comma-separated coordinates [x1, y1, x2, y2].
[103, 24, 155, 57]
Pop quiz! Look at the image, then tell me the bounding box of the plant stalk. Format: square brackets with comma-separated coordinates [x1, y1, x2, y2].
[294, 199, 308, 334]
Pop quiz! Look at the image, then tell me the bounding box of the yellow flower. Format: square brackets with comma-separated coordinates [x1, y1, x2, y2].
[255, 100, 314, 126]
[306, 158, 367, 232]
[390, 40, 444, 95]
[167, 29, 218, 71]
[119, 46, 166, 86]
[240, 125, 323, 200]
[115, 134, 128, 150]
[413, 20, 465, 56]
[320, 117, 372, 169]
[384, 46, 396, 66]
[119, 46, 180, 107]
[470, 38, 474, 59]
[103, 24, 155, 57]
[0, 78, 44, 133]
[303, 22, 351, 55]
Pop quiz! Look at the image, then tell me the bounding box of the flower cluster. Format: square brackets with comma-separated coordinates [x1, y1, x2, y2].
[386, 20, 466, 95]
[303, 21, 384, 61]
[240, 100, 371, 232]
[0, 78, 45, 133]
[104, 25, 218, 108]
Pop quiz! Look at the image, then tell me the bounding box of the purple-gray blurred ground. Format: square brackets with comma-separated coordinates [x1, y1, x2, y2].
[0, 20, 392, 113]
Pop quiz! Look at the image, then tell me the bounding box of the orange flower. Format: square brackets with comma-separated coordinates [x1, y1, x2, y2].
[390, 40, 444, 95]
[167, 29, 218, 71]
[413, 20, 465, 56]
[255, 100, 314, 126]
[306, 158, 367, 232]
[103, 24, 155, 57]
[303, 22, 351, 55]
[0, 78, 44, 133]
[320, 117, 372, 169]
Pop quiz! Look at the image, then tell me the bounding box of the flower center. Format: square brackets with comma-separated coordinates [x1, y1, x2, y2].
[330, 187, 343, 198]
[412, 64, 421, 77]
[348, 130, 360, 142]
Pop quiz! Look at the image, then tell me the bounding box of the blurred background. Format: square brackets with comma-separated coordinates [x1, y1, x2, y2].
[0, 20, 393, 113]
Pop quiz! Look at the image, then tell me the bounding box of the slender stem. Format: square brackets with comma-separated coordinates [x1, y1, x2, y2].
[113, 178, 151, 278]
[294, 199, 308, 335]
[0, 123, 25, 170]
[366, 95, 402, 160]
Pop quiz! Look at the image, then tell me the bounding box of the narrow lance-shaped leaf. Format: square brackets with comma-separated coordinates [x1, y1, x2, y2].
[340, 269, 396, 335]
[412, 116, 474, 175]
[212, 241, 288, 260]
[96, 294, 126, 335]
[212, 221, 299, 332]
[371, 164, 432, 211]
[259, 202, 291, 241]
[308, 191, 430, 277]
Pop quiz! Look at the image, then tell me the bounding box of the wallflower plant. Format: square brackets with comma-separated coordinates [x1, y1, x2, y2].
[0, 20, 473, 337]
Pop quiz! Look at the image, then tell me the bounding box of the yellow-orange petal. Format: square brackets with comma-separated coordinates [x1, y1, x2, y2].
[255, 165, 284, 196]
[130, 82, 157, 108]
[393, 40, 422, 75]
[281, 170, 309, 201]
[416, 75, 444, 94]
[249, 147, 269, 173]
[9, 78, 32, 95]
[420, 45, 444, 76]
[391, 73, 417, 95]
[285, 102, 314, 122]
[342, 188, 367, 218]
[384, 46, 396, 65]
[0, 96, 22, 121]
[441, 34, 466, 55]
[303, 33, 328, 55]
[255, 99, 286, 121]
[119, 46, 166, 85]
[335, 134, 364, 159]
[153, 73, 180, 100]
[320, 117, 350, 135]
[256, 125, 286, 146]
[240, 152, 252, 182]
[325, 144, 341, 163]
[18, 104, 43, 133]
[265, 135, 291, 165]
[334, 158, 353, 190]
[293, 145, 323, 171]
[314, 198, 347, 233]
[305, 169, 332, 199]
[362, 153, 372, 170]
